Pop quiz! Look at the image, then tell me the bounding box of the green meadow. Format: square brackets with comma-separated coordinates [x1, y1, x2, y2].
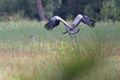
[0, 21, 120, 80]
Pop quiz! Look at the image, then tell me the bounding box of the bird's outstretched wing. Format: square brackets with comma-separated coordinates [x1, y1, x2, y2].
[72, 14, 96, 28]
[44, 16, 72, 31]
[81, 15, 96, 28]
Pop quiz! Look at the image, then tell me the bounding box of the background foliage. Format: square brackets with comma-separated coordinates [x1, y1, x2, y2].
[0, 0, 120, 21]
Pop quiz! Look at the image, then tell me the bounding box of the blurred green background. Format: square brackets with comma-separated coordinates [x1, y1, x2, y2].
[0, 21, 119, 80]
[0, 0, 120, 80]
[0, 0, 120, 21]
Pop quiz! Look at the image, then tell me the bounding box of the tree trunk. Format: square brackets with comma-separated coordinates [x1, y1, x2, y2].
[36, 0, 46, 21]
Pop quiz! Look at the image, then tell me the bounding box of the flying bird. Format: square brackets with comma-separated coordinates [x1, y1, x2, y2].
[44, 14, 96, 35]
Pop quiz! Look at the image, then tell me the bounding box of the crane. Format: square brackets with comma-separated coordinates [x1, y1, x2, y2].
[44, 14, 95, 34]
[44, 14, 96, 46]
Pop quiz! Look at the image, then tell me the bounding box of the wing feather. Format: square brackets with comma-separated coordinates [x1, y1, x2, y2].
[82, 15, 96, 28]
[44, 17, 60, 30]
[71, 14, 96, 28]
[44, 16, 72, 31]
[71, 14, 83, 28]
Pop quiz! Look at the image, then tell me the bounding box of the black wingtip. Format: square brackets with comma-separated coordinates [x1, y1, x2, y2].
[44, 21, 52, 31]
[44, 17, 60, 31]
[82, 15, 96, 28]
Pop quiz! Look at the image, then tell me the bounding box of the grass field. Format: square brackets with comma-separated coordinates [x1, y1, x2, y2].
[0, 21, 120, 80]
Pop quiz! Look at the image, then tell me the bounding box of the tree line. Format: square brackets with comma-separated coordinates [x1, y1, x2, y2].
[0, 0, 120, 21]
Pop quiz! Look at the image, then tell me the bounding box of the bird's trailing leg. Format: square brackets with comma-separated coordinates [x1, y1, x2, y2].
[74, 34, 79, 47]
[69, 34, 79, 48]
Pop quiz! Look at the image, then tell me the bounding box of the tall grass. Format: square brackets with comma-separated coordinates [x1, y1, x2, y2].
[0, 21, 120, 80]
